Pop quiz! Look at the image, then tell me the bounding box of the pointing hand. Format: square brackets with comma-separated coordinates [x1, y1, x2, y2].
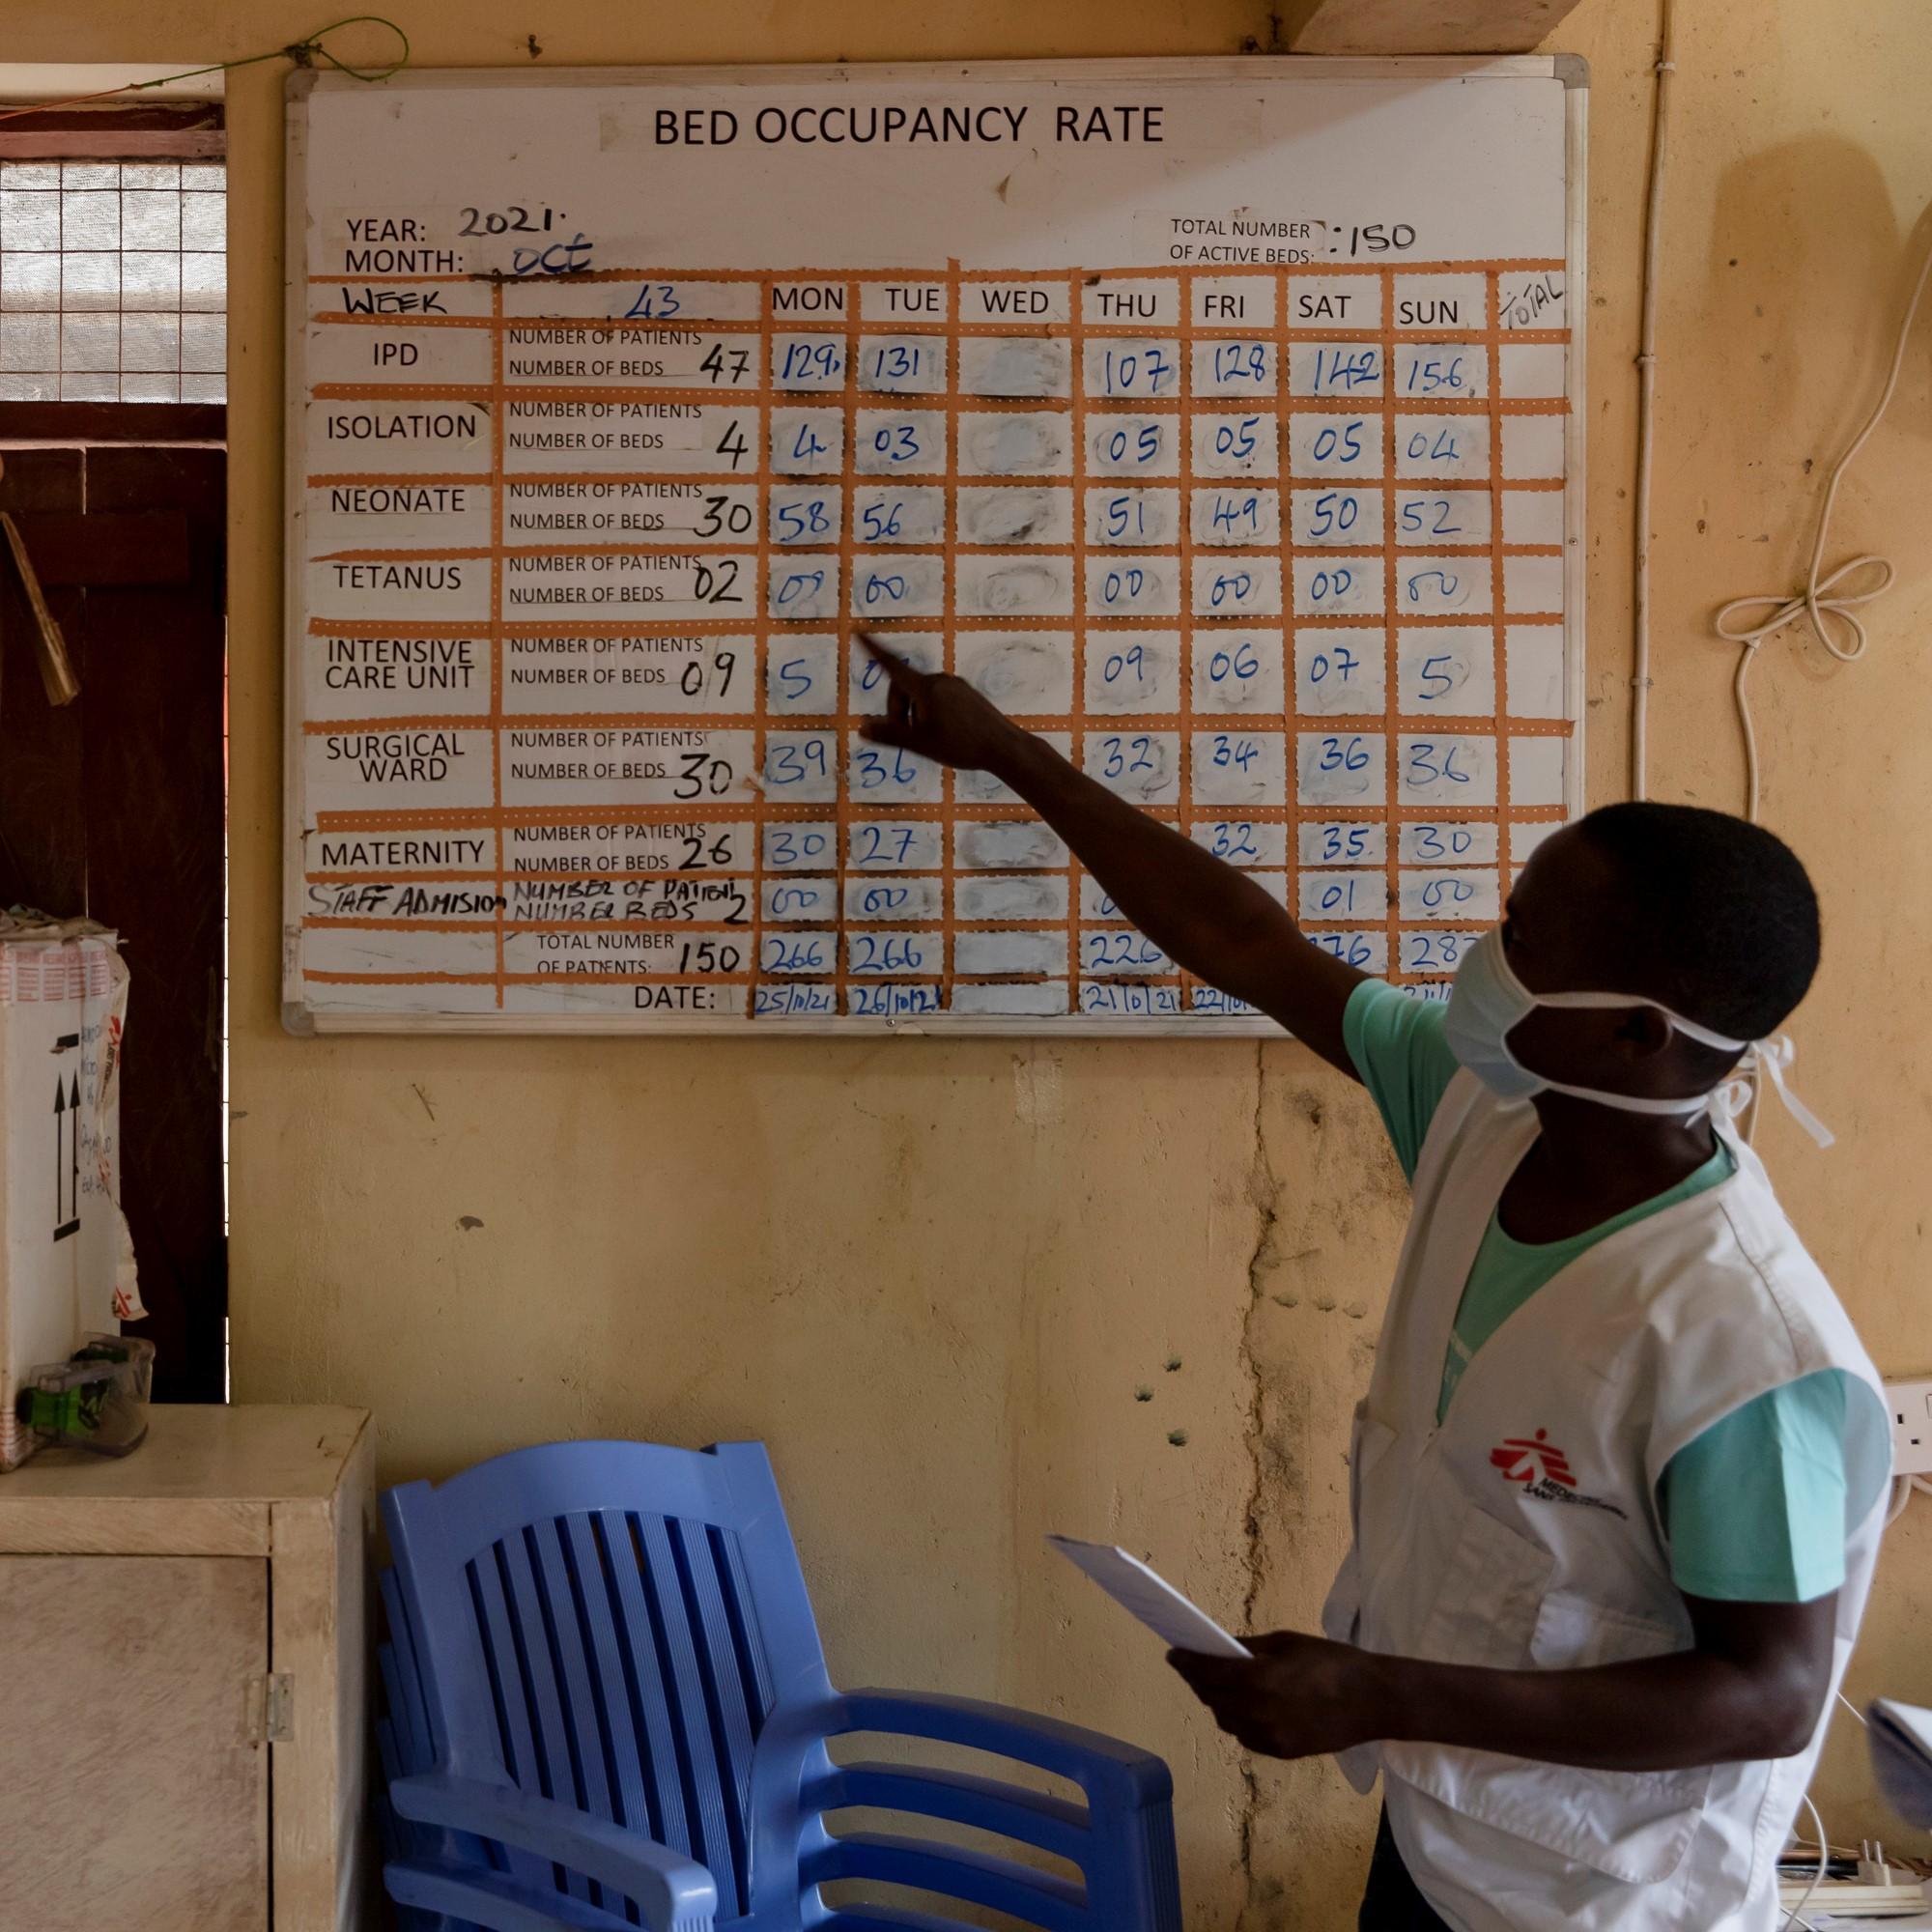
[856, 632, 1023, 774]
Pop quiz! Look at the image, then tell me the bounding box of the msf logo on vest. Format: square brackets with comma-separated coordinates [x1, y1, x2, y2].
[1491, 1429, 1628, 1520]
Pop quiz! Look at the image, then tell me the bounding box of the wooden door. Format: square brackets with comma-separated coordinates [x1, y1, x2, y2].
[0, 1553, 269, 1929]
[0, 440, 227, 1399]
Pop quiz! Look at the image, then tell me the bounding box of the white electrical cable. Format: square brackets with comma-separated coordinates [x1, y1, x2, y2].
[1783, 1791, 1830, 1930]
[1630, 0, 1675, 801]
[1884, 1473, 1932, 1528]
[1715, 228, 1932, 823]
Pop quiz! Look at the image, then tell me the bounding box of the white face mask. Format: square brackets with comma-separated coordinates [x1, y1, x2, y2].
[1441, 926, 1833, 1148]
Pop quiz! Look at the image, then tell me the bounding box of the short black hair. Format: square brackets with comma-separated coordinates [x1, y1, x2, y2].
[1571, 803, 1820, 1042]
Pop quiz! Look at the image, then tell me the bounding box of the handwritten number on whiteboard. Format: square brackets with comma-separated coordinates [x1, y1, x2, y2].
[1320, 736, 1371, 774]
[677, 832, 734, 871]
[1311, 421, 1365, 465]
[1407, 741, 1471, 787]
[1212, 342, 1268, 384]
[625, 282, 681, 319]
[855, 747, 919, 791]
[1103, 423, 1164, 467]
[1308, 493, 1359, 539]
[692, 558, 742, 605]
[699, 342, 752, 384]
[856, 824, 918, 867]
[680, 651, 734, 698]
[462, 205, 560, 236]
[696, 495, 753, 537]
[1213, 417, 1260, 461]
[1406, 355, 1466, 395]
[1208, 640, 1259, 683]
[773, 498, 831, 542]
[1100, 735, 1157, 779]
[1399, 497, 1462, 536]
[674, 753, 735, 799]
[766, 741, 829, 789]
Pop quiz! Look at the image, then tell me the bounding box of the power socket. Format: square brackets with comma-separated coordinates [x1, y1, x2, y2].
[1885, 1379, 1932, 1478]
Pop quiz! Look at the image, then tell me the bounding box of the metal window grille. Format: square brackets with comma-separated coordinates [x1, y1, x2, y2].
[0, 157, 226, 403]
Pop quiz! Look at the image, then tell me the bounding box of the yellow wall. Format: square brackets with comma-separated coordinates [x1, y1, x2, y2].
[18, 0, 1932, 1919]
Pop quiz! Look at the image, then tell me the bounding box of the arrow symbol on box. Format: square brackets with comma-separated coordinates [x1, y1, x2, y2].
[52, 1073, 79, 1242]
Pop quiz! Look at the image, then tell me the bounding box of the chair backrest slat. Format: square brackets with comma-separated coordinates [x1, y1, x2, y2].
[590, 1509, 694, 1857]
[684, 1520, 766, 1811]
[525, 1516, 625, 1915]
[559, 1512, 655, 1843]
[464, 1542, 542, 1792]
[379, 1571, 433, 1776]
[494, 1528, 593, 1901]
[633, 1511, 745, 1912]
[712, 1524, 777, 1721]
[462, 1537, 565, 1893]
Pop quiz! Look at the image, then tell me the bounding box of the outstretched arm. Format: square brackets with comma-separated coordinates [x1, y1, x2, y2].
[858, 635, 1365, 1071]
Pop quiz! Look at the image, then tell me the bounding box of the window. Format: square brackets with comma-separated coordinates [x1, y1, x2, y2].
[0, 158, 226, 402]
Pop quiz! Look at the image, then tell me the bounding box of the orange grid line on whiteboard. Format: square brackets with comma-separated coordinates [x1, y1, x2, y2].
[834, 274, 862, 1015]
[1174, 270, 1199, 1012]
[1488, 267, 1513, 956]
[299, 256, 1573, 1013]
[942, 261, 964, 1013]
[489, 280, 507, 1007]
[1065, 267, 1089, 1015]
[1378, 266, 1403, 988]
[748, 272, 776, 1017]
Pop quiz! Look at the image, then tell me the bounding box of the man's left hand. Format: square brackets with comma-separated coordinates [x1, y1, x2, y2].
[1169, 1631, 1391, 1760]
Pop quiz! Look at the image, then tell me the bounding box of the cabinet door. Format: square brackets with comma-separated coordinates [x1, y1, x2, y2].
[0, 1555, 269, 1930]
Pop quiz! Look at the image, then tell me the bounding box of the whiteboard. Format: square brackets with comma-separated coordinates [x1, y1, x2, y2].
[283, 57, 1586, 1036]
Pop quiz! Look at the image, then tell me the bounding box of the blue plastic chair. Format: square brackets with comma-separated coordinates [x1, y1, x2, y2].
[379, 1439, 1184, 1932]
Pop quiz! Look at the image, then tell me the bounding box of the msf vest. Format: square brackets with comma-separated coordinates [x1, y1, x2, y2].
[1321, 1072, 1888, 1930]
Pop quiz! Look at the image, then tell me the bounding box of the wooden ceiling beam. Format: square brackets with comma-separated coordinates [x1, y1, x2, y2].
[1278, 0, 1586, 55]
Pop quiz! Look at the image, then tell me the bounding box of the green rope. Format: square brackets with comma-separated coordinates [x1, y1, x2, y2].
[130, 16, 412, 90]
[0, 19, 407, 124]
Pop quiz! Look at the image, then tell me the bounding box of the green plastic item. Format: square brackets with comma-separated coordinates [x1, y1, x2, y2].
[15, 1336, 153, 1456]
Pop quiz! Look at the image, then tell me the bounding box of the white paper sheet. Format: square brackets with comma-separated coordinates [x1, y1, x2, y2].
[1047, 1534, 1252, 1659]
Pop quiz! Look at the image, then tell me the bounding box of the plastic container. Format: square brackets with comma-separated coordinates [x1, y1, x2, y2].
[16, 1334, 153, 1456]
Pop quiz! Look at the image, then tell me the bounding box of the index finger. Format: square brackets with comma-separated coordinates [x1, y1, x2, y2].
[855, 629, 923, 689]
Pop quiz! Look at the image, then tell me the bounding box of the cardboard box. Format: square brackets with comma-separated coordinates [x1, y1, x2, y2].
[0, 914, 138, 1470]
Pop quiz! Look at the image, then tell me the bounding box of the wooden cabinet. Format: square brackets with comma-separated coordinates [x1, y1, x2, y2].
[0, 1406, 373, 1931]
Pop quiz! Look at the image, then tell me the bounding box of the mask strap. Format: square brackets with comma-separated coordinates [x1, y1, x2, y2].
[1710, 1075, 1755, 1128]
[1536, 1079, 1717, 1121]
[1534, 989, 1748, 1054]
[1502, 980, 1833, 1148]
[1746, 1034, 1835, 1150]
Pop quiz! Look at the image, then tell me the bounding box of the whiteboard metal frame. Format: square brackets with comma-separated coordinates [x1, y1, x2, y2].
[282, 55, 1587, 1038]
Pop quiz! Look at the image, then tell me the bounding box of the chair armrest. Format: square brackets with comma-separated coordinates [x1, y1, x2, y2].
[389, 1776, 716, 1932]
[387, 1858, 658, 1932]
[831, 1689, 1174, 1810]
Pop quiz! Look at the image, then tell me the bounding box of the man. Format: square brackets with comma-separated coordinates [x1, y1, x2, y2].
[858, 636, 1890, 1931]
